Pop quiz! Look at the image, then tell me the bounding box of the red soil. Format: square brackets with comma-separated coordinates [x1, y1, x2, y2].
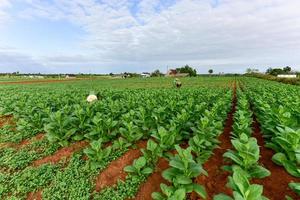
[251, 117, 300, 200]
[0, 133, 45, 149]
[133, 142, 188, 200]
[94, 140, 147, 192]
[26, 190, 42, 200]
[19, 133, 45, 148]
[0, 115, 13, 127]
[0, 79, 84, 85]
[191, 83, 237, 200]
[32, 140, 88, 167]
[134, 157, 169, 200]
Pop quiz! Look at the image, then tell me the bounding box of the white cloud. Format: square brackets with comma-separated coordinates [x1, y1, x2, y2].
[0, 0, 11, 27]
[0, 51, 48, 73]
[2, 0, 300, 73]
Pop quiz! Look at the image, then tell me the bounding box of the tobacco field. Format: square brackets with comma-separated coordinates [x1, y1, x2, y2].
[0, 77, 299, 200]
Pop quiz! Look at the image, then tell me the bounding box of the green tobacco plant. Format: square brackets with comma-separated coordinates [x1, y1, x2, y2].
[268, 127, 300, 177]
[124, 156, 153, 176]
[194, 110, 223, 137]
[152, 184, 185, 200]
[134, 106, 152, 134]
[141, 139, 163, 168]
[171, 109, 193, 140]
[274, 106, 298, 128]
[189, 130, 219, 164]
[223, 133, 270, 179]
[72, 104, 93, 140]
[288, 182, 300, 195]
[155, 145, 207, 199]
[85, 112, 118, 141]
[151, 106, 169, 128]
[232, 110, 253, 138]
[83, 138, 112, 169]
[112, 137, 131, 150]
[151, 127, 176, 151]
[214, 166, 268, 200]
[119, 121, 143, 145]
[44, 111, 77, 146]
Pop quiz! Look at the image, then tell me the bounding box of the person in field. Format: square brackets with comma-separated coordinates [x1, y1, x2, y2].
[173, 78, 182, 88]
[87, 91, 98, 103]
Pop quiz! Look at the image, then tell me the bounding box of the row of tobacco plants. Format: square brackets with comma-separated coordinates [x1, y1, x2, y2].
[243, 78, 300, 199]
[215, 87, 270, 200]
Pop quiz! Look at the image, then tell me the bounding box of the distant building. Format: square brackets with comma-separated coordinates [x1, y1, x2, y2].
[166, 69, 189, 77]
[65, 74, 77, 79]
[277, 74, 297, 78]
[167, 69, 177, 76]
[141, 72, 150, 78]
[24, 75, 44, 79]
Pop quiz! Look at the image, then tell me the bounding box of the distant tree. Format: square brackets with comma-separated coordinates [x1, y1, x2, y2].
[176, 65, 197, 76]
[246, 68, 259, 74]
[246, 68, 252, 74]
[128, 73, 140, 77]
[283, 66, 291, 73]
[266, 68, 284, 76]
[208, 69, 213, 75]
[151, 69, 164, 77]
[109, 72, 114, 76]
[266, 66, 293, 76]
[266, 68, 273, 74]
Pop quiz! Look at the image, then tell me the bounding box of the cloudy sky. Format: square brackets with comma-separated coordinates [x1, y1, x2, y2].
[0, 0, 300, 74]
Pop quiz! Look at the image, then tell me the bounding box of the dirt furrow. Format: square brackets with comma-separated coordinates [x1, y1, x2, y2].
[0, 133, 45, 150]
[0, 115, 13, 128]
[191, 83, 236, 200]
[251, 116, 300, 200]
[32, 140, 88, 167]
[0, 79, 85, 85]
[94, 140, 147, 192]
[134, 157, 169, 200]
[26, 190, 42, 200]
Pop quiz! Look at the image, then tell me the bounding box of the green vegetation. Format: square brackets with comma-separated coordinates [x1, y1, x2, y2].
[154, 145, 207, 199]
[243, 78, 300, 177]
[214, 166, 268, 200]
[0, 77, 299, 199]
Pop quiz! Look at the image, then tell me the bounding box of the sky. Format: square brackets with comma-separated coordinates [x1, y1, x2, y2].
[0, 0, 300, 74]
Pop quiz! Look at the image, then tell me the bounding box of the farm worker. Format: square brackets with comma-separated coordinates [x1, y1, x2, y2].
[173, 78, 182, 88]
[87, 91, 98, 103]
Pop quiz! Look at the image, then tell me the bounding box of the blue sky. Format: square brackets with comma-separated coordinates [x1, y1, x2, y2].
[0, 0, 300, 74]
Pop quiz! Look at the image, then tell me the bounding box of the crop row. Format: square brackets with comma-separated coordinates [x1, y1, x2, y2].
[242, 78, 300, 198]
[1, 77, 299, 199]
[215, 87, 270, 200]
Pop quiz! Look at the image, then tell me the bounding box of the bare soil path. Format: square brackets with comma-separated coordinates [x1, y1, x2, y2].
[0, 115, 13, 128]
[26, 190, 42, 200]
[134, 157, 169, 200]
[0, 133, 45, 149]
[0, 79, 85, 85]
[94, 140, 147, 192]
[32, 140, 88, 167]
